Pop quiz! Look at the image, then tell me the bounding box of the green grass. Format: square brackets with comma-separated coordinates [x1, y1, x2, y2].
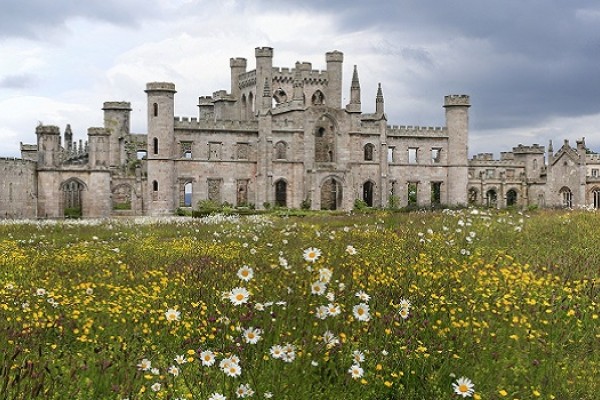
[0, 209, 598, 399]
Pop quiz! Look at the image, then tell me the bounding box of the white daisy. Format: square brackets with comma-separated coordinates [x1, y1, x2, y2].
[352, 350, 365, 364]
[352, 303, 371, 322]
[237, 265, 254, 282]
[318, 268, 333, 283]
[269, 345, 284, 359]
[399, 307, 410, 320]
[165, 308, 181, 322]
[224, 363, 242, 378]
[311, 280, 327, 295]
[243, 327, 263, 344]
[235, 383, 254, 398]
[150, 382, 161, 392]
[200, 350, 216, 367]
[345, 245, 357, 255]
[167, 365, 180, 376]
[452, 376, 475, 398]
[303, 247, 322, 263]
[315, 305, 329, 320]
[174, 354, 186, 365]
[137, 358, 152, 371]
[326, 303, 341, 317]
[348, 364, 364, 379]
[208, 393, 227, 400]
[229, 287, 251, 306]
[354, 290, 371, 302]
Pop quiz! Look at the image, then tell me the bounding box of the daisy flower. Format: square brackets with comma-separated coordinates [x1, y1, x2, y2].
[150, 382, 161, 392]
[165, 308, 181, 322]
[345, 245, 357, 255]
[208, 393, 227, 400]
[452, 376, 475, 398]
[398, 298, 411, 310]
[174, 354, 186, 365]
[243, 327, 263, 344]
[200, 350, 216, 367]
[224, 363, 242, 378]
[318, 267, 333, 283]
[322, 330, 339, 348]
[355, 290, 371, 302]
[315, 305, 329, 320]
[237, 265, 254, 282]
[235, 383, 254, 398]
[311, 280, 327, 295]
[399, 307, 410, 320]
[167, 365, 180, 376]
[36, 288, 46, 296]
[327, 303, 341, 317]
[348, 364, 364, 379]
[229, 287, 251, 306]
[352, 350, 365, 364]
[303, 247, 322, 263]
[269, 345, 284, 359]
[352, 303, 371, 322]
[137, 358, 152, 371]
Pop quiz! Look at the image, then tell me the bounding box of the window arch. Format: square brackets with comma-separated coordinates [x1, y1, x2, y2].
[362, 181, 375, 207]
[153, 103, 159, 117]
[275, 179, 287, 207]
[273, 88, 287, 104]
[592, 187, 600, 209]
[559, 186, 572, 208]
[311, 90, 325, 105]
[275, 141, 287, 160]
[60, 178, 86, 217]
[364, 143, 374, 161]
[153, 137, 159, 155]
[506, 189, 518, 206]
[486, 189, 497, 208]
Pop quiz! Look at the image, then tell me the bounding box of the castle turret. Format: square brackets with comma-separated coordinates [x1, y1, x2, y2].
[102, 101, 131, 168]
[325, 50, 343, 108]
[292, 62, 305, 106]
[444, 95, 470, 205]
[64, 124, 73, 153]
[230, 58, 247, 100]
[36, 125, 61, 168]
[376, 83, 384, 114]
[87, 127, 110, 167]
[255, 47, 273, 114]
[145, 82, 177, 215]
[346, 65, 361, 113]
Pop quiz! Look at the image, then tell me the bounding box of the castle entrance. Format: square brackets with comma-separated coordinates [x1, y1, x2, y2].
[362, 181, 374, 207]
[321, 178, 342, 210]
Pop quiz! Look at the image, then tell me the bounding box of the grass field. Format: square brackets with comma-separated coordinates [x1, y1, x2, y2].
[0, 209, 598, 399]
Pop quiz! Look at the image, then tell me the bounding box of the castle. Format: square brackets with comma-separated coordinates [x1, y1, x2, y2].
[1, 47, 598, 218]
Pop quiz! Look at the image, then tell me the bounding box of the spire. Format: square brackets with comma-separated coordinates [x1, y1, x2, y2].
[292, 64, 304, 105]
[346, 65, 361, 113]
[64, 124, 73, 152]
[376, 83, 384, 114]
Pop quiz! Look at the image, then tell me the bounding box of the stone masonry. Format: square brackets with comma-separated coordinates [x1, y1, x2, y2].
[0, 47, 598, 218]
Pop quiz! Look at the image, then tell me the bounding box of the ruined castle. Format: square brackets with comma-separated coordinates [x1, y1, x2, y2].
[1, 47, 598, 218]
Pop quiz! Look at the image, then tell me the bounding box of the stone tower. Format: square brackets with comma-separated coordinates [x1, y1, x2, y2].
[102, 101, 131, 168]
[325, 50, 344, 108]
[145, 82, 177, 215]
[444, 95, 470, 205]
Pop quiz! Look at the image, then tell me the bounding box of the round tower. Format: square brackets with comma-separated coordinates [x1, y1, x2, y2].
[145, 82, 177, 215]
[102, 101, 131, 168]
[326, 50, 344, 108]
[444, 95, 470, 206]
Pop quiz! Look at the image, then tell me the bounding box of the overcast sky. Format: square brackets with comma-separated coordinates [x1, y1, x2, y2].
[1, 0, 599, 158]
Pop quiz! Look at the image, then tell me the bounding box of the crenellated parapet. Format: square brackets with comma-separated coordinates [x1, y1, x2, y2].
[145, 82, 176, 93]
[512, 144, 545, 154]
[386, 125, 448, 138]
[444, 94, 471, 107]
[174, 117, 259, 131]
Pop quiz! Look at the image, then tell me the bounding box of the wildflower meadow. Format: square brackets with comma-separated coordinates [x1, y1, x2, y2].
[0, 209, 598, 399]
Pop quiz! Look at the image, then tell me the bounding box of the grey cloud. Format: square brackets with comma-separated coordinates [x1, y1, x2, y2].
[0, 0, 163, 40]
[0, 74, 37, 89]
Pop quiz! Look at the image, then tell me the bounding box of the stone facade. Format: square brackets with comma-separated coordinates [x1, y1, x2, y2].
[0, 47, 597, 218]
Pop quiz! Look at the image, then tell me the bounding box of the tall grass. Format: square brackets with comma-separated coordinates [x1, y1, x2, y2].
[0, 209, 598, 399]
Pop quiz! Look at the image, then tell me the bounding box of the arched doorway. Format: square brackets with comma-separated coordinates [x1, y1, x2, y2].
[275, 180, 287, 207]
[362, 181, 374, 207]
[321, 177, 342, 210]
[559, 187, 572, 208]
[61, 178, 86, 218]
[486, 189, 497, 208]
[506, 189, 518, 207]
[468, 188, 478, 205]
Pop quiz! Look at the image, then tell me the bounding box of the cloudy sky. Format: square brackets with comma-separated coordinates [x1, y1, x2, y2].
[1, 0, 599, 158]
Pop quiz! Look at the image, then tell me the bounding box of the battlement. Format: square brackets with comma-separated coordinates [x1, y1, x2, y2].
[230, 57, 247, 68]
[88, 127, 109, 136]
[145, 82, 176, 93]
[36, 125, 60, 135]
[0, 157, 36, 166]
[471, 153, 494, 161]
[586, 153, 600, 162]
[272, 67, 328, 85]
[512, 143, 545, 154]
[444, 94, 471, 107]
[500, 152, 514, 161]
[255, 47, 274, 58]
[102, 101, 132, 111]
[174, 117, 259, 131]
[198, 96, 214, 105]
[386, 125, 448, 137]
[20, 143, 37, 151]
[326, 50, 344, 63]
[212, 90, 235, 102]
